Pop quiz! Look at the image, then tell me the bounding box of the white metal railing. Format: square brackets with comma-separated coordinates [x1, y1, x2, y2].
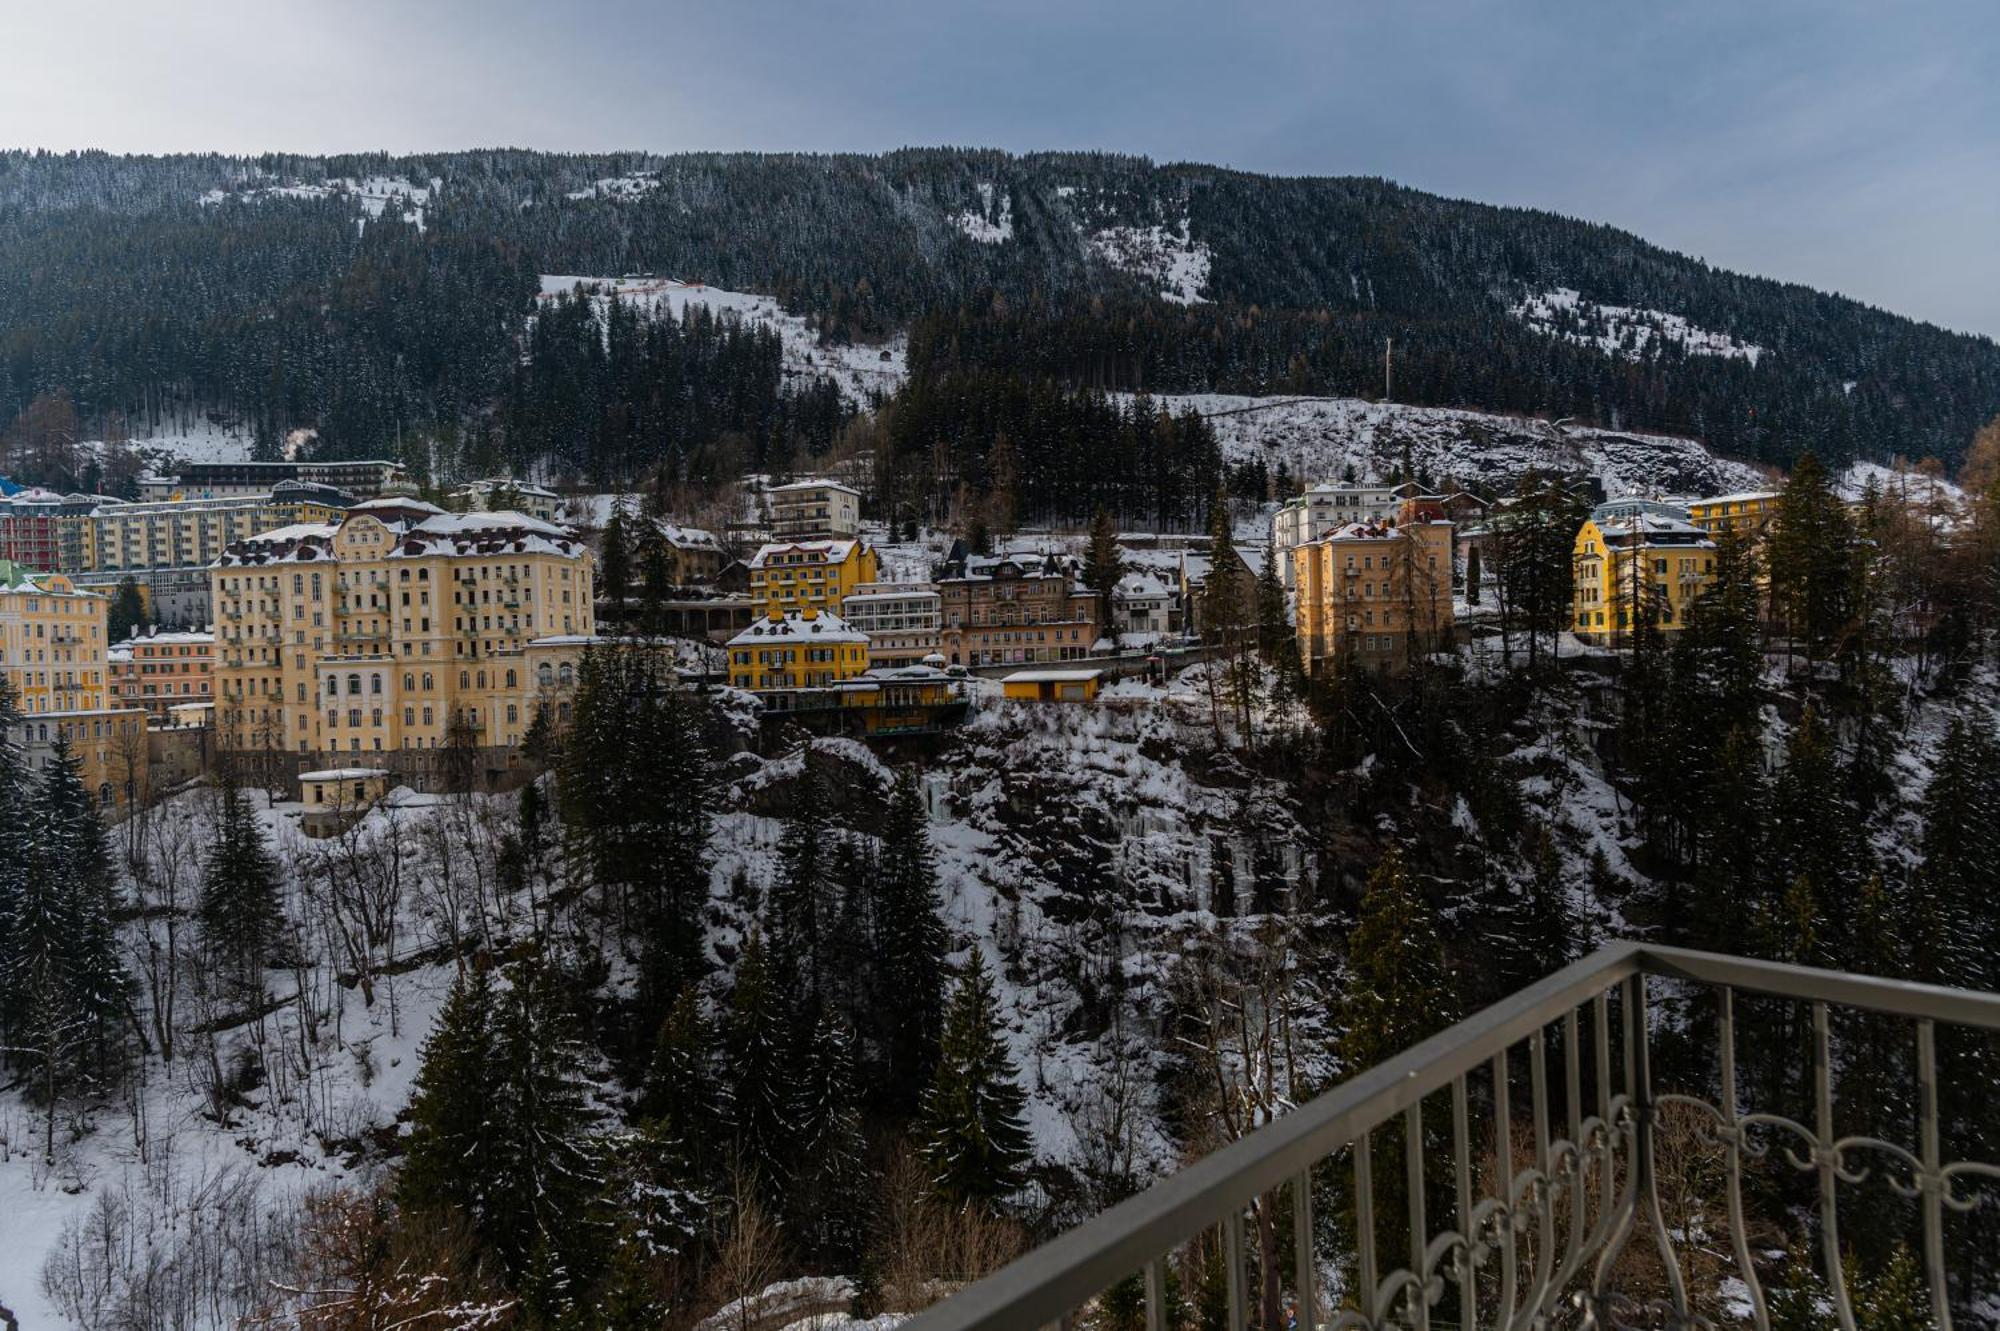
[905, 943, 2000, 1331]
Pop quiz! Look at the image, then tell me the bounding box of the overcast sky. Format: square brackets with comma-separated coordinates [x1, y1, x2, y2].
[8, 0, 1996, 336]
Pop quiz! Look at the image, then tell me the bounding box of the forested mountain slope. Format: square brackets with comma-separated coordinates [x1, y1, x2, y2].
[2, 148, 1995, 481]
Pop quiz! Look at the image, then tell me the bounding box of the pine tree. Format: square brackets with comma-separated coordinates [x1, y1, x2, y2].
[1339, 846, 1456, 1070]
[1914, 714, 2000, 988]
[918, 950, 1032, 1208]
[600, 509, 632, 623]
[1465, 542, 1482, 606]
[875, 768, 949, 1107]
[769, 755, 833, 1003]
[1255, 541, 1291, 664]
[485, 966, 601, 1278]
[1083, 507, 1123, 605]
[725, 931, 796, 1196]
[199, 778, 283, 993]
[638, 986, 722, 1180]
[108, 577, 149, 643]
[788, 1003, 870, 1266]
[1767, 451, 1858, 661]
[1857, 1244, 1928, 1331]
[400, 966, 501, 1224]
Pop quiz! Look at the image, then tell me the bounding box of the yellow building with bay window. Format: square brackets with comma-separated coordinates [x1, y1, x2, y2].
[1572, 500, 1717, 643]
[727, 606, 871, 696]
[747, 539, 878, 618]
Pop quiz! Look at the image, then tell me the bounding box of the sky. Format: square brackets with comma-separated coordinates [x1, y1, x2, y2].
[6, 0, 1997, 337]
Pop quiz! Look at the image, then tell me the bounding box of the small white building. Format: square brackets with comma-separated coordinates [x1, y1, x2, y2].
[451, 478, 561, 524]
[1110, 568, 1177, 645]
[840, 581, 943, 668]
[1271, 482, 1400, 590]
[766, 479, 861, 541]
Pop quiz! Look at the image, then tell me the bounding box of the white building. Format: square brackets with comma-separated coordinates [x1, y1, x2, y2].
[1110, 567, 1177, 645]
[452, 478, 561, 524]
[840, 581, 943, 668]
[767, 479, 861, 541]
[1271, 482, 1400, 590]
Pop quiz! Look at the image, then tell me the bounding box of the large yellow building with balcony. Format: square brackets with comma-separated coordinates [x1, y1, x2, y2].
[747, 539, 878, 618]
[1292, 503, 1456, 677]
[211, 499, 596, 774]
[727, 606, 871, 696]
[1572, 500, 1717, 642]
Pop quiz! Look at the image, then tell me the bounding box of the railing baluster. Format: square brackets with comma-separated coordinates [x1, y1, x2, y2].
[1630, 973, 1692, 1320]
[1144, 1257, 1167, 1331]
[1453, 1073, 1476, 1331]
[1493, 1049, 1516, 1330]
[1719, 986, 1771, 1331]
[1814, 1001, 1859, 1330]
[1224, 1208, 1248, 1331]
[1522, 1028, 1556, 1326]
[1294, 1170, 1317, 1331]
[1918, 1019, 1952, 1331]
[1355, 1133, 1378, 1321]
[1562, 1007, 1586, 1285]
[1594, 990, 1613, 1222]
[1406, 1101, 1430, 1331]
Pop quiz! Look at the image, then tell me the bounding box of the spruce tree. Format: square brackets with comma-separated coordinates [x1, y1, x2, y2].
[400, 966, 501, 1223]
[769, 755, 833, 1003]
[725, 931, 796, 1196]
[638, 986, 722, 1180]
[600, 509, 631, 623]
[1255, 541, 1291, 664]
[875, 768, 949, 1107]
[1339, 846, 1455, 1070]
[200, 778, 283, 994]
[485, 966, 601, 1279]
[918, 950, 1032, 1208]
[1083, 507, 1123, 606]
[1914, 714, 2000, 988]
[788, 1003, 870, 1266]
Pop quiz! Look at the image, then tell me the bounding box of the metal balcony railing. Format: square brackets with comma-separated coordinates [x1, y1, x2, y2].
[908, 942, 2000, 1331]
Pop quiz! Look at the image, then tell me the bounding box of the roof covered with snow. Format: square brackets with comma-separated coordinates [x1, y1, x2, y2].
[727, 608, 869, 646]
[748, 539, 861, 568]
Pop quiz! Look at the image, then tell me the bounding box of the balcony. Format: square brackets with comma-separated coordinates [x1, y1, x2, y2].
[907, 943, 2000, 1331]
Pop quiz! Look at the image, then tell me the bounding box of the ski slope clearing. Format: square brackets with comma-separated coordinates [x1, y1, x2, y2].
[200, 174, 436, 229]
[952, 183, 1014, 244]
[1085, 220, 1211, 305]
[1511, 287, 1764, 365]
[1152, 392, 1770, 498]
[538, 275, 907, 407]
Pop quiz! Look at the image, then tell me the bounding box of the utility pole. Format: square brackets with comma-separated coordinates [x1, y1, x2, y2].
[1383, 336, 1394, 402]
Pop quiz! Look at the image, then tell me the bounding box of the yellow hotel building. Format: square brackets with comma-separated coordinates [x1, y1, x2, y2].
[1292, 504, 1455, 677]
[747, 539, 878, 618]
[0, 562, 148, 806]
[1688, 491, 1780, 537]
[727, 606, 871, 695]
[211, 499, 596, 766]
[1572, 500, 1716, 642]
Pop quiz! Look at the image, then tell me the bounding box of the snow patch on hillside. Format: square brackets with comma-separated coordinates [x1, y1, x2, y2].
[1087, 220, 1211, 305]
[77, 418, 261, 470]
[1837, 459, 1964, 507]
[1151, 393, 1769, 498]
[565, 170, 661, 202]
[538, 275, 906, 407]
[1511, 288, 1764, 365]
[952, 183, 1013, 244]
[201, 175, 436, 229]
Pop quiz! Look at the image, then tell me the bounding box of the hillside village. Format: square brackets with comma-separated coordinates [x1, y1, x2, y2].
[0, 412, 1995, 1328]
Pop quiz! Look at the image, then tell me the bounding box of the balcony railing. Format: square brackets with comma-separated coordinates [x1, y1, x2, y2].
[907, 942, 2000, 1331]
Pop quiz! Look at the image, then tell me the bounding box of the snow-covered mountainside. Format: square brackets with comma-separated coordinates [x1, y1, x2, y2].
[1083, 221, 1211, 305]
[1510, 287, 1764, 365]
[538, 275, 907, 407]
[1153, 393, 1771, 497]
[951, 183, 1014, 244]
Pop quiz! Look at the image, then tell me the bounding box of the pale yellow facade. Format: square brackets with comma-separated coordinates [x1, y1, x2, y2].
[1572, 502, 1717, 641]
[212, 502, 596, 760]
[1292, 513, 1455, 676]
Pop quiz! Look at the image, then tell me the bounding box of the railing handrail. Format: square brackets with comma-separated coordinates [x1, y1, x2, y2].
[905, 942, 2000, 1331]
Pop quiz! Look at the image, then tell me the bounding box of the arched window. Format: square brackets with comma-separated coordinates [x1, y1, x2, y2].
[476, 670, 486, 689]
[537, 662, 553, 687]
[422, 672, 433, 690]
[504, 669, 517, 689]
[558, 663, 574, 686]
[458, 671, 469, 689]
[326, 677, 338, 697]
[403, 673, 414, 691]
[370, 674, 382, 694]
[346, 673, 361, 695]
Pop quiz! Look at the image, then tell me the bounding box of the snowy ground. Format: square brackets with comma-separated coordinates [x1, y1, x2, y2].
[538, 276, 907, 408]
[1510, 287, 1764, 365]
[1149, 393, 1771, 498]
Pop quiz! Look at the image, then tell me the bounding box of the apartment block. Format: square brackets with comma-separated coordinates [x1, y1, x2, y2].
[0, 562, 147, 805]
[109, 629, 215, 721]
[1572, 500, 1717, 641]
[747, 539, 878, 618]
[767, 479, 861, 541]
[935, 551, 1102, 668]
[839, 581, 942, 667]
